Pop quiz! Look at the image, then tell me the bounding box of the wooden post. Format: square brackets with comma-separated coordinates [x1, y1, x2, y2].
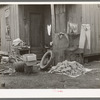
[51, 4, 56, 65]
[51, 5, 68, 65]
[51, 4, 55, 41]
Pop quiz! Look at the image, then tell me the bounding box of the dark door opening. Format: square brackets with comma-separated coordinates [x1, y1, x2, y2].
[30, 13, 44, 60]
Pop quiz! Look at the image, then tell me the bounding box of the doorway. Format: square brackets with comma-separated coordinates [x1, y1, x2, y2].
[30, 12, 44, 59]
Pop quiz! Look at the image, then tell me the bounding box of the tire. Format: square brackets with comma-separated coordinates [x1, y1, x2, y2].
[40, 50, 53, 70]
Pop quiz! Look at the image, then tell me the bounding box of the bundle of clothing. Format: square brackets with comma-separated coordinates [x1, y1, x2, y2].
[48, 60, 92, 78]
[67, 22, 79, 35]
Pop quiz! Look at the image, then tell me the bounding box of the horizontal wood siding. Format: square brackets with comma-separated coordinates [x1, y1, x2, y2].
[0, 5, 19, 53]
[82, 4, 100, 55]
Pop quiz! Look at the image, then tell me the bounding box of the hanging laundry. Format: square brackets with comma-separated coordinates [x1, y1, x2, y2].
[86, 25, 91, 50]
[79, 24, 91, 50]
[47, 24, 51, 36]
[67, 22, 78, 35]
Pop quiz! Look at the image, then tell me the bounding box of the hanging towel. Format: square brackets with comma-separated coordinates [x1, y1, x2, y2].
[85, 24, 90, 50]
[47, 24, 51, 36]
[67, 22, 78, 35]
[79, 24, 90, 50]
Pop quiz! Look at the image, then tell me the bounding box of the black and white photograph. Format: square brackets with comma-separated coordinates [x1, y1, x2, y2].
[0, 3, 100, 91]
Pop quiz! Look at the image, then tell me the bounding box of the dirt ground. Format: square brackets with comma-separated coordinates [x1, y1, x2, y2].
[0, 61, 100, 89]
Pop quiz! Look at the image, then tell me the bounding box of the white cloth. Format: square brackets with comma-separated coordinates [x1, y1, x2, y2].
[79, 24, 91, 50]
[47, 24, 51, 36]
[12, 38, 24, 46]
[67, 22, 78, 35]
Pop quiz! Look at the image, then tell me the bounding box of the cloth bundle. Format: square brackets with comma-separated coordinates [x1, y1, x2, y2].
[67, 22, 78, 35]
[48, 60, 87, 77]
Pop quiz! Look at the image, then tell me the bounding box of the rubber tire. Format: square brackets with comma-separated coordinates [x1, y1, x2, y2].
[40, 50, 53, 70]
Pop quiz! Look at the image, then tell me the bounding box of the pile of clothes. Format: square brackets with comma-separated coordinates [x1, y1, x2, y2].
[48, 60, 92, 78]
[12, 38, 30, 49]
[67, 22, 79, 35]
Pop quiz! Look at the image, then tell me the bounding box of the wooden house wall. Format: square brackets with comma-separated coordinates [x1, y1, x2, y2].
[0, 4, 100, 58]
[0, 5, 19, 53]
[53, 4, 100, 64]
[66, 5, 82, 35]
[82, 4, 100, 55]
[55, 5, 66, 33]
[53, 5, 82, 64]
[0, 7, 1, 50]
[19, 6, 29, 45]
[54, 5, 82, 33]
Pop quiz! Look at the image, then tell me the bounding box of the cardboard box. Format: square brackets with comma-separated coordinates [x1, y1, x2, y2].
[22, 54, 37, 62]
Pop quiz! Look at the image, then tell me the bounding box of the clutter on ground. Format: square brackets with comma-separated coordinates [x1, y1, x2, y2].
[12, 38, 30, 56]
[0, 38, 98, 79]
[0, 38, 38, 75]
[48, 60, 93, 78]
[0, 63, 15, 75]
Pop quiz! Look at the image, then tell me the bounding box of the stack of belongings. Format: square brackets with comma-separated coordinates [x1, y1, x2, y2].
[22, 54, 37, 74]
[12, 38, 30, 56]
[48, 60, 92, 78]
[0, 55, 16, 75]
